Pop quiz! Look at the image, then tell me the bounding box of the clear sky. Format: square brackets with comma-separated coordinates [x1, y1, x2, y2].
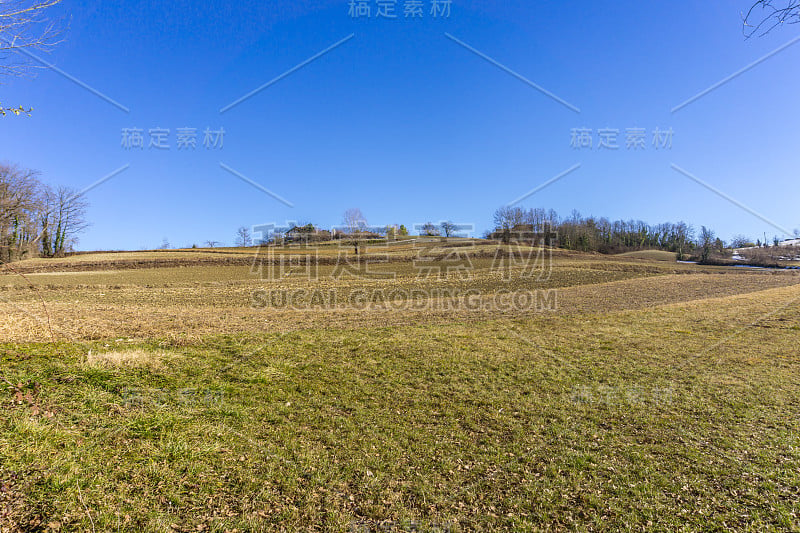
[1, 0, 799, 249]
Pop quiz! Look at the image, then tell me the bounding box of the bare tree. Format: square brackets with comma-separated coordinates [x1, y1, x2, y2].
[493, 207, 525, 231]
[1, 163, 42, 260]
[235, 226, 252, 247]
[492, 206, 526, 244]
[342, 208, 367, 255]
[205, 240, 221, 248]
[742, 1, 800, 37]
[342, 208, 367, 234]
[0, 164, 38, 223]
[440, 221, 457, 238]
[38, 185, 89, 257]
[420, 222, 439, 237]
[730, 234, 753, 248]
[698, 226, 715, 262]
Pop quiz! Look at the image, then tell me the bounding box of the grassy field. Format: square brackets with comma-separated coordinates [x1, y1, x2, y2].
[1, 244, 799, 531]
[616, 250, 679, 262]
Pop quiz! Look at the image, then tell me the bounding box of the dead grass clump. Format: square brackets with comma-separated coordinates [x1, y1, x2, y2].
[84, 349, 170, 369]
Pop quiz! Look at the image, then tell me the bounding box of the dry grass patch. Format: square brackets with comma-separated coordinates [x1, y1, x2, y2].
[2, 268, 799, 342]
[83, 348, 172, 369]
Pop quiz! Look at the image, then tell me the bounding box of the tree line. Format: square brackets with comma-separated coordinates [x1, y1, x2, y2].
[0, 163, 88, 262]
[491, 206, 711, 259]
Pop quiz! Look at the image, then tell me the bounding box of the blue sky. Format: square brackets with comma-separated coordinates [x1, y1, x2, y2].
[1, 0, 799, 249]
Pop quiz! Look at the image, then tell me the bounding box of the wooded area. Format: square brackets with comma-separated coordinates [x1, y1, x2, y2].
[0, 163, 87, 262]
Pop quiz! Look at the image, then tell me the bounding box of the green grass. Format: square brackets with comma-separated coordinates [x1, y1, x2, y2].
[616, 250, 678, 262]
[2, 283, 799, 531]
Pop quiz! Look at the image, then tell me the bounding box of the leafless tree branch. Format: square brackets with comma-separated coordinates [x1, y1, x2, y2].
[0, 0, 64, 79]
[742, 1, 800, 37]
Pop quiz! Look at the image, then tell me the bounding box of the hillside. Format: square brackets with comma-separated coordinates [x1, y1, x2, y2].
[2, 248, 799, 530]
